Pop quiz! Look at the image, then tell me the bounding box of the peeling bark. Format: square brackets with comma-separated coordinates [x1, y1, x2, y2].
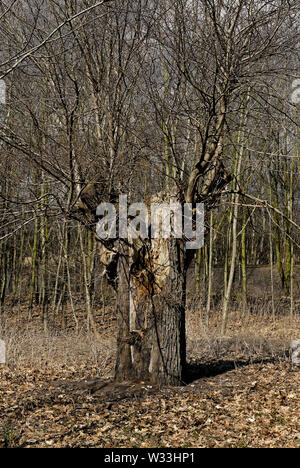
[114, 234, 187, 386]
[112, 185, 188, 386]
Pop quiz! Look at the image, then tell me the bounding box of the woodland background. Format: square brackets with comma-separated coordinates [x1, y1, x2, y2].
[0, 0, 299, 448]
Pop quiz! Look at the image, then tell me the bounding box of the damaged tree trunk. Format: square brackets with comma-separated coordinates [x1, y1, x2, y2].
[75, 183, 189, 386]
[114, 240, 134, 382]
[114, 235, 187, 386]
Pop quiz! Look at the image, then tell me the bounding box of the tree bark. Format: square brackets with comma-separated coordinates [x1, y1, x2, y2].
[114, 224, 187, 386]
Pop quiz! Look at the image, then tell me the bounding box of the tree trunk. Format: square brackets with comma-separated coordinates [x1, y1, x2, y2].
[114, 235, 187, 386]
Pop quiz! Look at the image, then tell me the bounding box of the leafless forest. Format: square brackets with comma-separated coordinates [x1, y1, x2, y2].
[0, 0, 300, 449]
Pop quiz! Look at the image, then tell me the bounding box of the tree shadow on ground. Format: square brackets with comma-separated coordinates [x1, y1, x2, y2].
[183, 356, 282, 384]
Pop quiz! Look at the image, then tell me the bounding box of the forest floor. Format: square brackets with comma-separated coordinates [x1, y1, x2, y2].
[0, 305, 299, 448]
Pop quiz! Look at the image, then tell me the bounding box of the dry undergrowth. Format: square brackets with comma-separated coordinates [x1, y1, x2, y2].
[2, 328, 115, 376]
[0, 306, 299, 448]
[1, 306, 299, 371]
[187, 309, 300, 363]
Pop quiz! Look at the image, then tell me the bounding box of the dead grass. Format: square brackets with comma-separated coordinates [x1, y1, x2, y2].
[186, 308, 300, 363]
[0, 304, 299, 374]
[1, 327, 116, 377]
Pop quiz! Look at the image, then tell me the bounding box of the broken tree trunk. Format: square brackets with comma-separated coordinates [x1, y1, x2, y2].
[114, 235, 187, 386]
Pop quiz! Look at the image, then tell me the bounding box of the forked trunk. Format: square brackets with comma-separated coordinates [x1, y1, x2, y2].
[76, 185, 189, 386]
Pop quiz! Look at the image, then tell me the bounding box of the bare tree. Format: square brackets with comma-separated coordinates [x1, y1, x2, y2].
[0, 0, 299, 385]
[76, 0, 300, 385]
